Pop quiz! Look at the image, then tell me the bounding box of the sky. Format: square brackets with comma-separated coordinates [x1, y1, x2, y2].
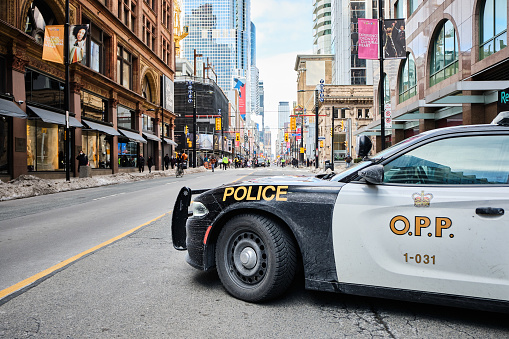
[250, 0, 313, 141]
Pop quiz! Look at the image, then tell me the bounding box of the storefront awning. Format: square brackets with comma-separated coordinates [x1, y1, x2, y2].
[28, 105, 83, 127]
[164, 138, 178, 146]
[118, 129, 147, 143]
[0, 98, 27, 118]
[82, 120, 121, 136]
[142, 132, 161, 142]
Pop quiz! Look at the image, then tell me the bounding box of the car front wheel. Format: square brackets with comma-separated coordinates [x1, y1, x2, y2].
[215, 214, 297, 302]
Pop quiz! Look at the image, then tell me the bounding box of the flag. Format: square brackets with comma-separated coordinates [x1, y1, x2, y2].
[358, 19, 378, 60]
[382, 19, 406, 59]
[42, 25, 65, 64]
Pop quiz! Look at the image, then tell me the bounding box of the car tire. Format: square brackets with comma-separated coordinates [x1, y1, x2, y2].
[215, 214, 297, 302]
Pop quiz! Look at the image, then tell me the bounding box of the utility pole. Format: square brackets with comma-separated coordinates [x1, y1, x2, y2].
[379, 0, 386, 150]
[64, 0, 70, 181]
[315, 89, 319, 169]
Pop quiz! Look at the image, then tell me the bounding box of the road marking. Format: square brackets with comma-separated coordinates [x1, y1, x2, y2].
[0, 211, 171, 302]
[92, 192, 126, 201]
[231, 172, 254, 183]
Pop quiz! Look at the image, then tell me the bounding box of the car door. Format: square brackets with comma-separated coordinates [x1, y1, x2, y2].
[332, 133, 509, 301]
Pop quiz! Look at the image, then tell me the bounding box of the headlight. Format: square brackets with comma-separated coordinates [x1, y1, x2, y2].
[190, 201, 209, 217]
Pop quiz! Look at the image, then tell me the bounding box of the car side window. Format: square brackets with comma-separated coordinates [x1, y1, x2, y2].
[383, 135, 509, 185]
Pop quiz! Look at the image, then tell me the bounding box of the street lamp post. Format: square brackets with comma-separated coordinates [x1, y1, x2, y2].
[331, 106, 334, 171]
[315, 89, 319, 169]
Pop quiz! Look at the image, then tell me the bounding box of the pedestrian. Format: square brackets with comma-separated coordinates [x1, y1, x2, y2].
[164, 154, 170, 170]
[222, 156, 228, 170]
[138, 155, 145, 172]
[210, 156, 216, 172]
[147, 156, 153, 173]
[76, 150, 88, 172]
[170, 155, 176, 169]
[345, 154, 352, 168]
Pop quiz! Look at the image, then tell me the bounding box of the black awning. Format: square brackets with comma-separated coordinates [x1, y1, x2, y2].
[28, 105, 83, 127]
[118, 129, 147, 143]
[143, 132, 161, 142]
[82, 120, 121, 136]
[0, 98, 27, 118]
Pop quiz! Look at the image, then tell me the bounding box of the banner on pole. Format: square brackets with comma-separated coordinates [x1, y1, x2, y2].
[358, 19, 379, 60]
[382, 19, 406, 59]
[70, 25, 89, 63]
[42, 25, 65, 64]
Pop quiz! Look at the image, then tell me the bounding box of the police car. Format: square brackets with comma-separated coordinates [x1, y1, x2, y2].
[172, 113, 509, 312]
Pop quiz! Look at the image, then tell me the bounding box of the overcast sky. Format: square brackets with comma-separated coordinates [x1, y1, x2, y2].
[251, 0, 313, 140]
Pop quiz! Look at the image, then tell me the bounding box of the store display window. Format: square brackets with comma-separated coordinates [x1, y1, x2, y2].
[118, 140, 138, 167]
[27, 120, 65, 171]
[82, 131, 111, 168]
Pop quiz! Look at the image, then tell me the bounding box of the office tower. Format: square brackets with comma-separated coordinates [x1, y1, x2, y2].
[313, 0, 333, 54]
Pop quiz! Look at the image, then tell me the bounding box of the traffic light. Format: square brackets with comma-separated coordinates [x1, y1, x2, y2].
[344, 140, 348, 149]
[184, 125, 188, 134]
[236, 133, 240, 142]
[340, 121, 344, 131]
[284, 133, 289, 142]
[330, 127, 333, 137]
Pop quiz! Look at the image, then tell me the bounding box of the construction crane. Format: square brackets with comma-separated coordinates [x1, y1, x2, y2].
[173, 0, 188, 57]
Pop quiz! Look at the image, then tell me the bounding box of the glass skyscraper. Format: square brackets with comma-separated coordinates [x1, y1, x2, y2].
[182, 0, 251, 93]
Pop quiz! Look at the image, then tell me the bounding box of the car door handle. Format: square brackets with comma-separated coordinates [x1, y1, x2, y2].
[476, 207, 504, 216]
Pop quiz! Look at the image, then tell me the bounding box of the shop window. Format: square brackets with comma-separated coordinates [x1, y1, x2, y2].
[480, 0, 507, 60]
[82, 131, 111, 168]
[81, 91, 108, 122]
[27, 120, 66, 171]
[430, 20, 458, 87]
[118, 141, 138, 167]
[399, 53, 417, 103]
[117, 46, 132, 90]
[24, 0, 57, 44]
[117, 105, 135, 130]
[0, 117, 8, 174]
[25, 69, 65, 111]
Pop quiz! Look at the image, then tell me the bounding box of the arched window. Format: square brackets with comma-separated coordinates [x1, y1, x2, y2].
[430, 20, 458, 87]
[399, 53, 417, 103]
[24, 0, 58, 44]
[382, 74, 390, 104]
[142, 75, 153, 103]
[480, 0, 507, 59]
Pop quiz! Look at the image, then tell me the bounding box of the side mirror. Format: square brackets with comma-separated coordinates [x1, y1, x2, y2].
[359, 164, 384, 185]
[356, 135, 372, 158]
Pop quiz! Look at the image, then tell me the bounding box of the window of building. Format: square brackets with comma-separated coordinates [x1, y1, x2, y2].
[89, 23, 106, 74]
[24, 0, 57, 44]
[351, 69, 366, 85]
[117, 46, 132, 90]
[0, 117, 8, 174]
[142, 75, 153, 102]
[82, 131, 111, 168]
[118, 0, 136, 31]
[399, 53, 417, 103]
[25, 69, 64, 111]
[162, 37, 171, 65]
[117, 105, 135, 130]
[395, 0, 405, 18]
[383, 135, 509, 185]
[162, 1, 171, 28]
[143, 15, 156, 51]
[409, 0, 419, 15]
[480, 0, 507, 60]
[142, 113, 154, 132]
[430, 20, 458, 87]
[81, 91, 108, 122]
[144, 0, 154, 11]
[118, 141, 138, 167]
[27, 120, 66, 171]
[365, 108, 370, 118]
[0, 56, 6, 94]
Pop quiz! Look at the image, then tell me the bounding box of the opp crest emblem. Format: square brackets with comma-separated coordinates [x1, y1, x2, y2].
[412, 191, 433, 207]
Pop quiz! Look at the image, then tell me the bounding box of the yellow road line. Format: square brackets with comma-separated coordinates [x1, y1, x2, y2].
[231, 171, 254, 183]
[0, 211, 171, 301]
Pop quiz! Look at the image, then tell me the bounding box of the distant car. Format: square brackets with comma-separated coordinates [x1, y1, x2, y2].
[254, 158, 266, 167]
[172, 112, 509, 312]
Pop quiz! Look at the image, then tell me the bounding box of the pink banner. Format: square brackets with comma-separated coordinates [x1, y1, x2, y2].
[358, 19, 379, 60]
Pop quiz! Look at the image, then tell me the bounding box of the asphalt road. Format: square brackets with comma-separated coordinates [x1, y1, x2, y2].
[0, 166, 508, 338]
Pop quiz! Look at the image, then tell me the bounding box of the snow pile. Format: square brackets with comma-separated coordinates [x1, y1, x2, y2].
[0, 167, 207, 201]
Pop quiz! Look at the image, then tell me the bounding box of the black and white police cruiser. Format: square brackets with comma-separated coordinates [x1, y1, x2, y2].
[172, 112, 509, 312]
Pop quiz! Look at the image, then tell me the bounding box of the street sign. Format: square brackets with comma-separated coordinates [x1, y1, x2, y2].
[318, 136, 326, 140]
